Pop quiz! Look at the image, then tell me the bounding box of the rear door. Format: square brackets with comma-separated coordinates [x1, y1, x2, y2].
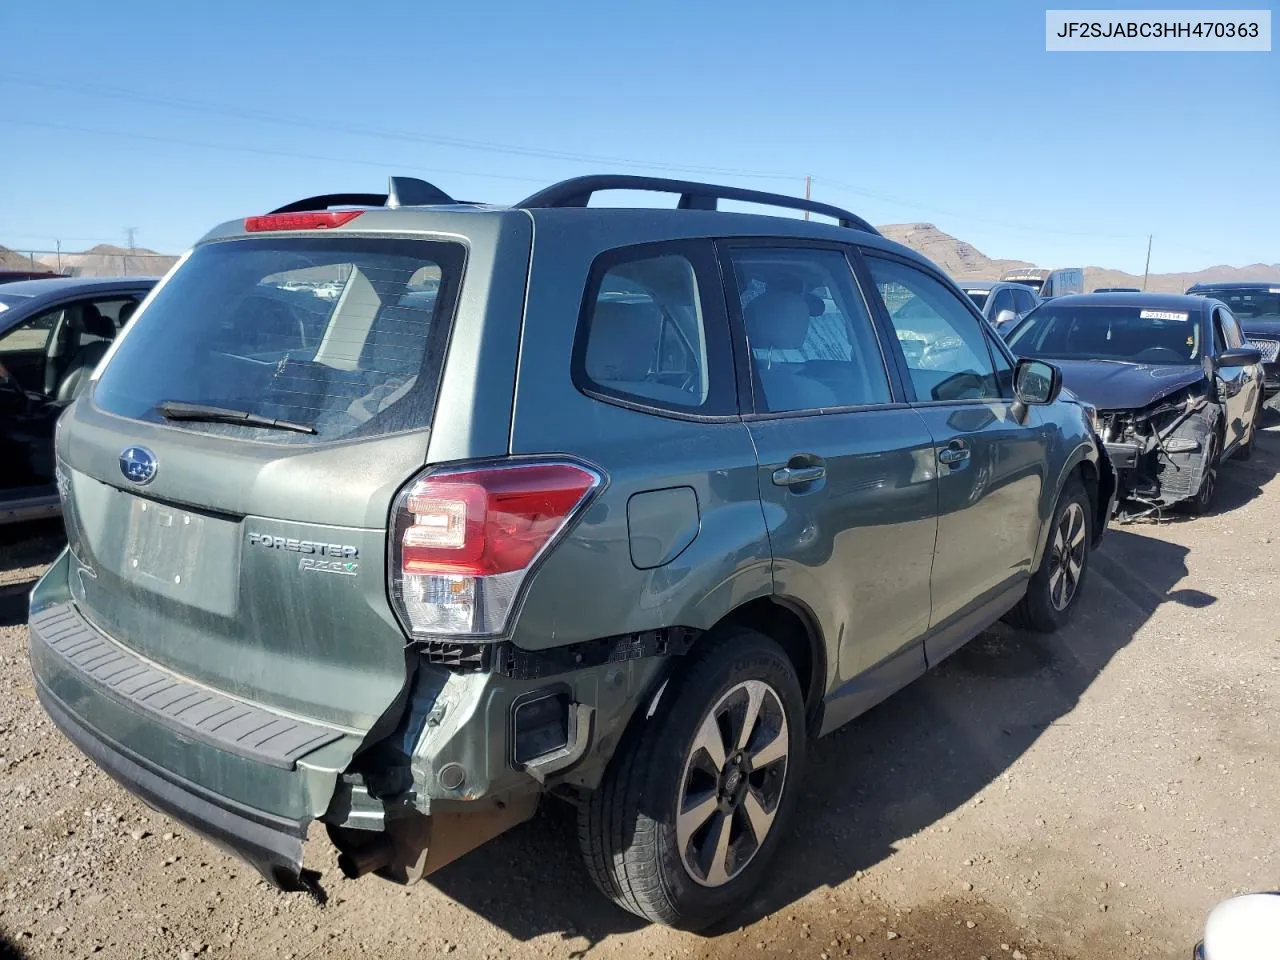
[859, 250, 1049, 660]
[57, 232, 489, 732]
[719, 241, 937, 711]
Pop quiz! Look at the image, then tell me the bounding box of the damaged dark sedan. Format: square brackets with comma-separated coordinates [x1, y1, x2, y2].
[1005, 293, 1264, 519]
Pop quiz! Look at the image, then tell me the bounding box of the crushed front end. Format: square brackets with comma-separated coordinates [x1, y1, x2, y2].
[1097, 384, 1217, 519]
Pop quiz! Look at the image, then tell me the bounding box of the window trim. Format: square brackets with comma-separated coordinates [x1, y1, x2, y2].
[853, 247, 1011, 408]
[570, 239, 740, 423]
[714, 237, 909, 420]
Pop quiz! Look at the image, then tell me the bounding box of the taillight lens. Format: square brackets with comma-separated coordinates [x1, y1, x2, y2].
[390, 461, 602, 638]
[243, 210, 363, 232]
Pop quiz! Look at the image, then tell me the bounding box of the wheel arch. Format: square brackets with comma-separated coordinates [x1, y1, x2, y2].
[703, 595, 828, 736]
[1034, 445, 1105, 569]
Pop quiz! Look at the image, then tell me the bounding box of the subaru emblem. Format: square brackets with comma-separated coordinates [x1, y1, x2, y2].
[119, 446, 158, 485]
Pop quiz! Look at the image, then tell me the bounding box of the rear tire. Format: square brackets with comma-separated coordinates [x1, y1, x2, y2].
[578, 628, 806, 930]
[1006, 478, 1092, 633]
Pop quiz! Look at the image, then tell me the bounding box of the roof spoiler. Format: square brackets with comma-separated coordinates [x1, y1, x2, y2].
[269, 177, 457, 214]
[515, 175, 880, 235]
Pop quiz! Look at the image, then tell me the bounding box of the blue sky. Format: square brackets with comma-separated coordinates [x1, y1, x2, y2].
[0, 0, 1275, 273]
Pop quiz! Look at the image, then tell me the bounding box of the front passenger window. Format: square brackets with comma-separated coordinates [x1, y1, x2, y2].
[865, 256, 999, 403]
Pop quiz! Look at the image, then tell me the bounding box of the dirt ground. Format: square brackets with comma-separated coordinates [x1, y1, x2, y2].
[2, 421, 1278, 960]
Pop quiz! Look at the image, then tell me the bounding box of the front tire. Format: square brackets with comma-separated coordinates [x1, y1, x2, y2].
[1186, 429, 1221, 515]
[578, 628, 806, 930]
[1006, 478, 1092, 633]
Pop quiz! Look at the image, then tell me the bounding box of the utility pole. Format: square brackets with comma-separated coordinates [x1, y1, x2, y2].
[804, 176, 812, 220]
[1142, 234, 1153, 290]
[124, 227, 138, 277]
[55, 240, 61, 274]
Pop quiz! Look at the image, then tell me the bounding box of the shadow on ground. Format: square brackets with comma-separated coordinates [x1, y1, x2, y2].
[0, 929, 29, 959]
[0, 518, 63, 627]
[427, 522, 1206, 947]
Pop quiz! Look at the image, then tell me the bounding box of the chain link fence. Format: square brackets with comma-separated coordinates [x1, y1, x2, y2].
[3, 249, 179, 278]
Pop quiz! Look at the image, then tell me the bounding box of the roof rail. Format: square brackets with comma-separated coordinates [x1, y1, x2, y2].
[269, 177, 456, 214]
[515, 175, 880, 235]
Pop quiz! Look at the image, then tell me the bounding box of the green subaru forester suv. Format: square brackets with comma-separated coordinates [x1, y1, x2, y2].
[28, 175, 1115, 929]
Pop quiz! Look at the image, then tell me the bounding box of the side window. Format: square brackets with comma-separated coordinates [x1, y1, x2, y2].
[578, 245, 730, 413]
[1012, 287, 1038, 315]
[1212, 310, 1229, 354]
[987, 334, 1016, 398]
[864, 255, 999, 402]
[1218, 308, 1244, 349]
[0, 309, 59, 356]
[0, 307, 62, 394]
[987, 288, 1015, 321]
[727, 246, 891, 413]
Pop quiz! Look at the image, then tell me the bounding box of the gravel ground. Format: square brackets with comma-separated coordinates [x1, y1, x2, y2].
[2, 419, 1278, 960]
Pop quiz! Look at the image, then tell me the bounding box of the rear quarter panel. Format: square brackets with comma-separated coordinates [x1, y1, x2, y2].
[505, 211, 772, 651]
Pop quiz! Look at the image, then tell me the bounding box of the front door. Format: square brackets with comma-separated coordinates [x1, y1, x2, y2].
[1212, 305, 1254, 450]
[719, 243, 938, 705]
[860, 252, 1049, 658]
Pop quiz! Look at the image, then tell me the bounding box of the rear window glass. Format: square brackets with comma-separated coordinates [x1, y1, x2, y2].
[93, 237, 464, 444]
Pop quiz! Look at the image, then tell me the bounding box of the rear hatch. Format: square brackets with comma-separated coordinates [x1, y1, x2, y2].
[56, 232, 466, 732]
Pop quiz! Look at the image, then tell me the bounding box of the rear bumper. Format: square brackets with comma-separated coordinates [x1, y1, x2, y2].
[35, 677, 309, 889]
[27, 550, 360, 889]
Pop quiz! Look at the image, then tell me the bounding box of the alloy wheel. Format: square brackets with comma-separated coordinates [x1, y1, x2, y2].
[1200, 436, 1219, 507]
[1048, 501, 1087, 611]
[675, 679, 789, 888]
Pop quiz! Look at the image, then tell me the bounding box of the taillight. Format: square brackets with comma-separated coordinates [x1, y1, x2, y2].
[390, 461, 602, 638]
[243, 210, 363, 232]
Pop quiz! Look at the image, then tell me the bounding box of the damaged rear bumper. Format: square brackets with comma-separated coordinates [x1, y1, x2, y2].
[27, 550, 359, 890]
[35, 678, 310, 889]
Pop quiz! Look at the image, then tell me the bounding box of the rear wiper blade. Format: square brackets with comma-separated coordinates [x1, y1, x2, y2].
[156, 401, 316, 435]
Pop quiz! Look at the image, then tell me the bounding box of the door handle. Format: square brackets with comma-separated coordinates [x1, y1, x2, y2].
[937, 445, 971, 466]
[772, 465, 826, 486]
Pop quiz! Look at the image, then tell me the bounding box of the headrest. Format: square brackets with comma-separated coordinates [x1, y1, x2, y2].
[117, 301, 139, 325]
[584, 300, 661, 382]
[79, 304, 114, 339]
[744, 290, 812, 351]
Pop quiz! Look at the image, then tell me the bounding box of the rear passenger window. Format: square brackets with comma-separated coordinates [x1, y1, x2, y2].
[727, 247, 891, 413]
[577, 244, 733, 415]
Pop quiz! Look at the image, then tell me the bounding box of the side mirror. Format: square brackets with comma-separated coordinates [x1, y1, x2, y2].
[1197, 893, 1280, 960]
[993, 308, 1018, 328]
[1218, 346, 1262, 368]
[1015, 358, 1063, 405]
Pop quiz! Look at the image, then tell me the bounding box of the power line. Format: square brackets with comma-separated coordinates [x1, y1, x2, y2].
[0, 116, 551, 186]
[0, 74, 799, 183]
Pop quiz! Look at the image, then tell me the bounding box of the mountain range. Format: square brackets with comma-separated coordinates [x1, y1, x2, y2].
[877, 223, 1278, 294]
[2, 229, 1275, 294]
